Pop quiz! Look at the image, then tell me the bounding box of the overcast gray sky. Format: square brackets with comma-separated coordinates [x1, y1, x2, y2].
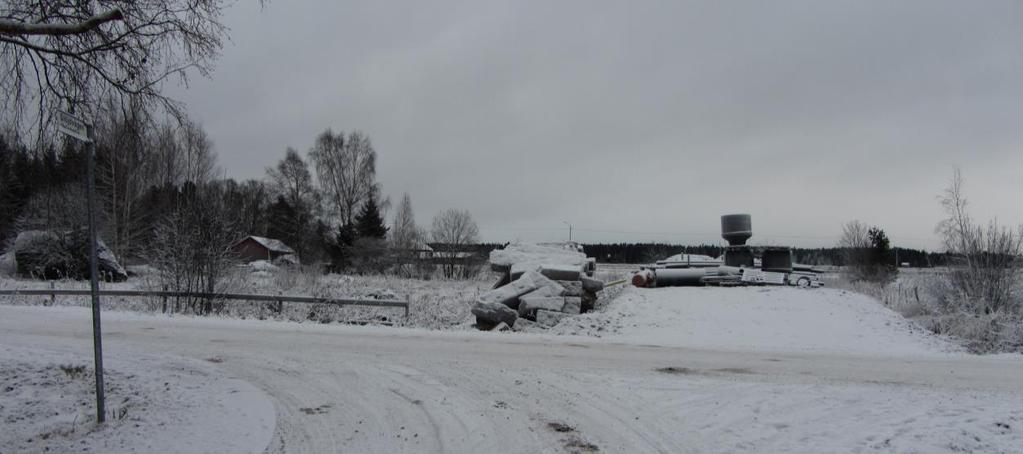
[169, 0, 1023, 250]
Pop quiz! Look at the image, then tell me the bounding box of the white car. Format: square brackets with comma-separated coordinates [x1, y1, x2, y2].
[787, 271, 823, 288]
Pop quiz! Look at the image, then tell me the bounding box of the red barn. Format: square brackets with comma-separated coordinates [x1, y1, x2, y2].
[232, 236, 297, 264]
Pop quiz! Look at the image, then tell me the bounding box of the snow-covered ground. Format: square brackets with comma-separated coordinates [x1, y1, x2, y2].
[554, 286, 962, 356]
[2, 286, 1022, 453]
[0, 339, 274, 454]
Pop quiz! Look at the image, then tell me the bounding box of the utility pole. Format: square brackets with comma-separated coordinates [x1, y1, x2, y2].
[57, 110, 105, 423]
[562, 221, 572, 242]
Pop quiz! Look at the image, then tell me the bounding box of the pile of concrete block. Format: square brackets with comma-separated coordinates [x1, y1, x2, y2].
[472, 242, 603, 331]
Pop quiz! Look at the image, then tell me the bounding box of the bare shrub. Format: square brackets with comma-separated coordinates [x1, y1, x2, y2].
[430, 209, 481, 279]
[146, 184, 241, 315]
[935, 170, 1022, 315]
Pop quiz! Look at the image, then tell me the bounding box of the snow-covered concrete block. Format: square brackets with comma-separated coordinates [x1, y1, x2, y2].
[525, 284, 566, 298]
[581, 276, 604, 293]
[472, 302, 518, 327]
[556, 280, 583, 297]
[535, 310, 569, 327]
[519, 296, 566, 315]
[492, 272, 511, 289]
[562, 297, 581, 315]
[490, 263, 511, 273]
[539, 264, 582, 281]
[477, 270, 561, 309]
[489, 241, 588, 269]
[510, 261, 540, 280]
[511, 318, 540, 332]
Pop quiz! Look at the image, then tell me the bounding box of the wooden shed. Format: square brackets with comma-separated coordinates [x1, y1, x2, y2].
[232, 236, 297, 264]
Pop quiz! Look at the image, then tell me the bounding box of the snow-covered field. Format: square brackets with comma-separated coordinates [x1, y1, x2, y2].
[3, 273, 1023, 453]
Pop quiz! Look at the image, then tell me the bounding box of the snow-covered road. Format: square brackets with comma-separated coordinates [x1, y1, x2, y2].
[2, 295, 1022, 453]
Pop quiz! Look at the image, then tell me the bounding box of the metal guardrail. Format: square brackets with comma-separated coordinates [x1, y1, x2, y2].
[0, 289, 410, 318]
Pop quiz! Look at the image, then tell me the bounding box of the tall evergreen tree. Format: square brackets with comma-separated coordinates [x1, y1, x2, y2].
[355, 196, 388, 239]
[868, 227, 893, 267]
[266, 196, 299, 247]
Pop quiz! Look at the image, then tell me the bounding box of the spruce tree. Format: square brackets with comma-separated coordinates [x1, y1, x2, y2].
[355, 196, 388, 239]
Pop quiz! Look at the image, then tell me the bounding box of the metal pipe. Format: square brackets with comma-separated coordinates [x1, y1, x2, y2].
[652, 268, 709, 287]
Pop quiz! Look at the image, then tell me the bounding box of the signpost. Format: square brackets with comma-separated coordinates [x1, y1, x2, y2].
[56, 110, 91, 142]
[56, 109, 105, 423]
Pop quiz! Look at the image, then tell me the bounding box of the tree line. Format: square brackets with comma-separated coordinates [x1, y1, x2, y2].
[0, 101, 485, 289]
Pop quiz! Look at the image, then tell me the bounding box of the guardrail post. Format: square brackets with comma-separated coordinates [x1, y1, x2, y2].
[404, 303, 409, 319]
[161, 286, 168, 314]
[49, 281, 55, 306]
[277, 292, 283, 314]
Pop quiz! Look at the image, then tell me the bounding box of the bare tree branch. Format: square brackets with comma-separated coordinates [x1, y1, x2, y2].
[0, 8, 124, 36]
[1, 1, 234, 139]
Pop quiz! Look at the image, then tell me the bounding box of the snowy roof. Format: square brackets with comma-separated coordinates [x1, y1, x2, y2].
[238, 236, 296, 254]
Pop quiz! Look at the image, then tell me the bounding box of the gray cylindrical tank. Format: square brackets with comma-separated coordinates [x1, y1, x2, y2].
[653, 268, 708, 287]
[724, 246, 755, 267]
[721, 214, 752, 246]
[761, 247, 793, 272]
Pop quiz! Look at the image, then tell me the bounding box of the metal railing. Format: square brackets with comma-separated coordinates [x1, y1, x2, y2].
[0, 288, 410, 318]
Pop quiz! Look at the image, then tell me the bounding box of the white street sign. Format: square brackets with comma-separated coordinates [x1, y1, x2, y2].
[56, 110, 91, 142]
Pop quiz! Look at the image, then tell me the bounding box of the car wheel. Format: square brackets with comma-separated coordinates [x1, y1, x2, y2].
[796, 277, 810, 288]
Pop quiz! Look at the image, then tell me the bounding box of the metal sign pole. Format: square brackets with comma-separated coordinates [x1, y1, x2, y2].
[84, 124, 105, 423]
[56, 109, 105, 422]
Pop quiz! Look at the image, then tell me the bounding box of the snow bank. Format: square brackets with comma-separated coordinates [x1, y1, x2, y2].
[553, 286, 962, 356]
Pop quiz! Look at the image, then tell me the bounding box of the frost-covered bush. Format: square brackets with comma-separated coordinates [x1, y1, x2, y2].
[833, 269, 1023, 353]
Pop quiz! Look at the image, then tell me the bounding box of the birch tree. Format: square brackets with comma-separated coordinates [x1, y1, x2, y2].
[1, 0, 239, 137]
[309, 129, 379, 226]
